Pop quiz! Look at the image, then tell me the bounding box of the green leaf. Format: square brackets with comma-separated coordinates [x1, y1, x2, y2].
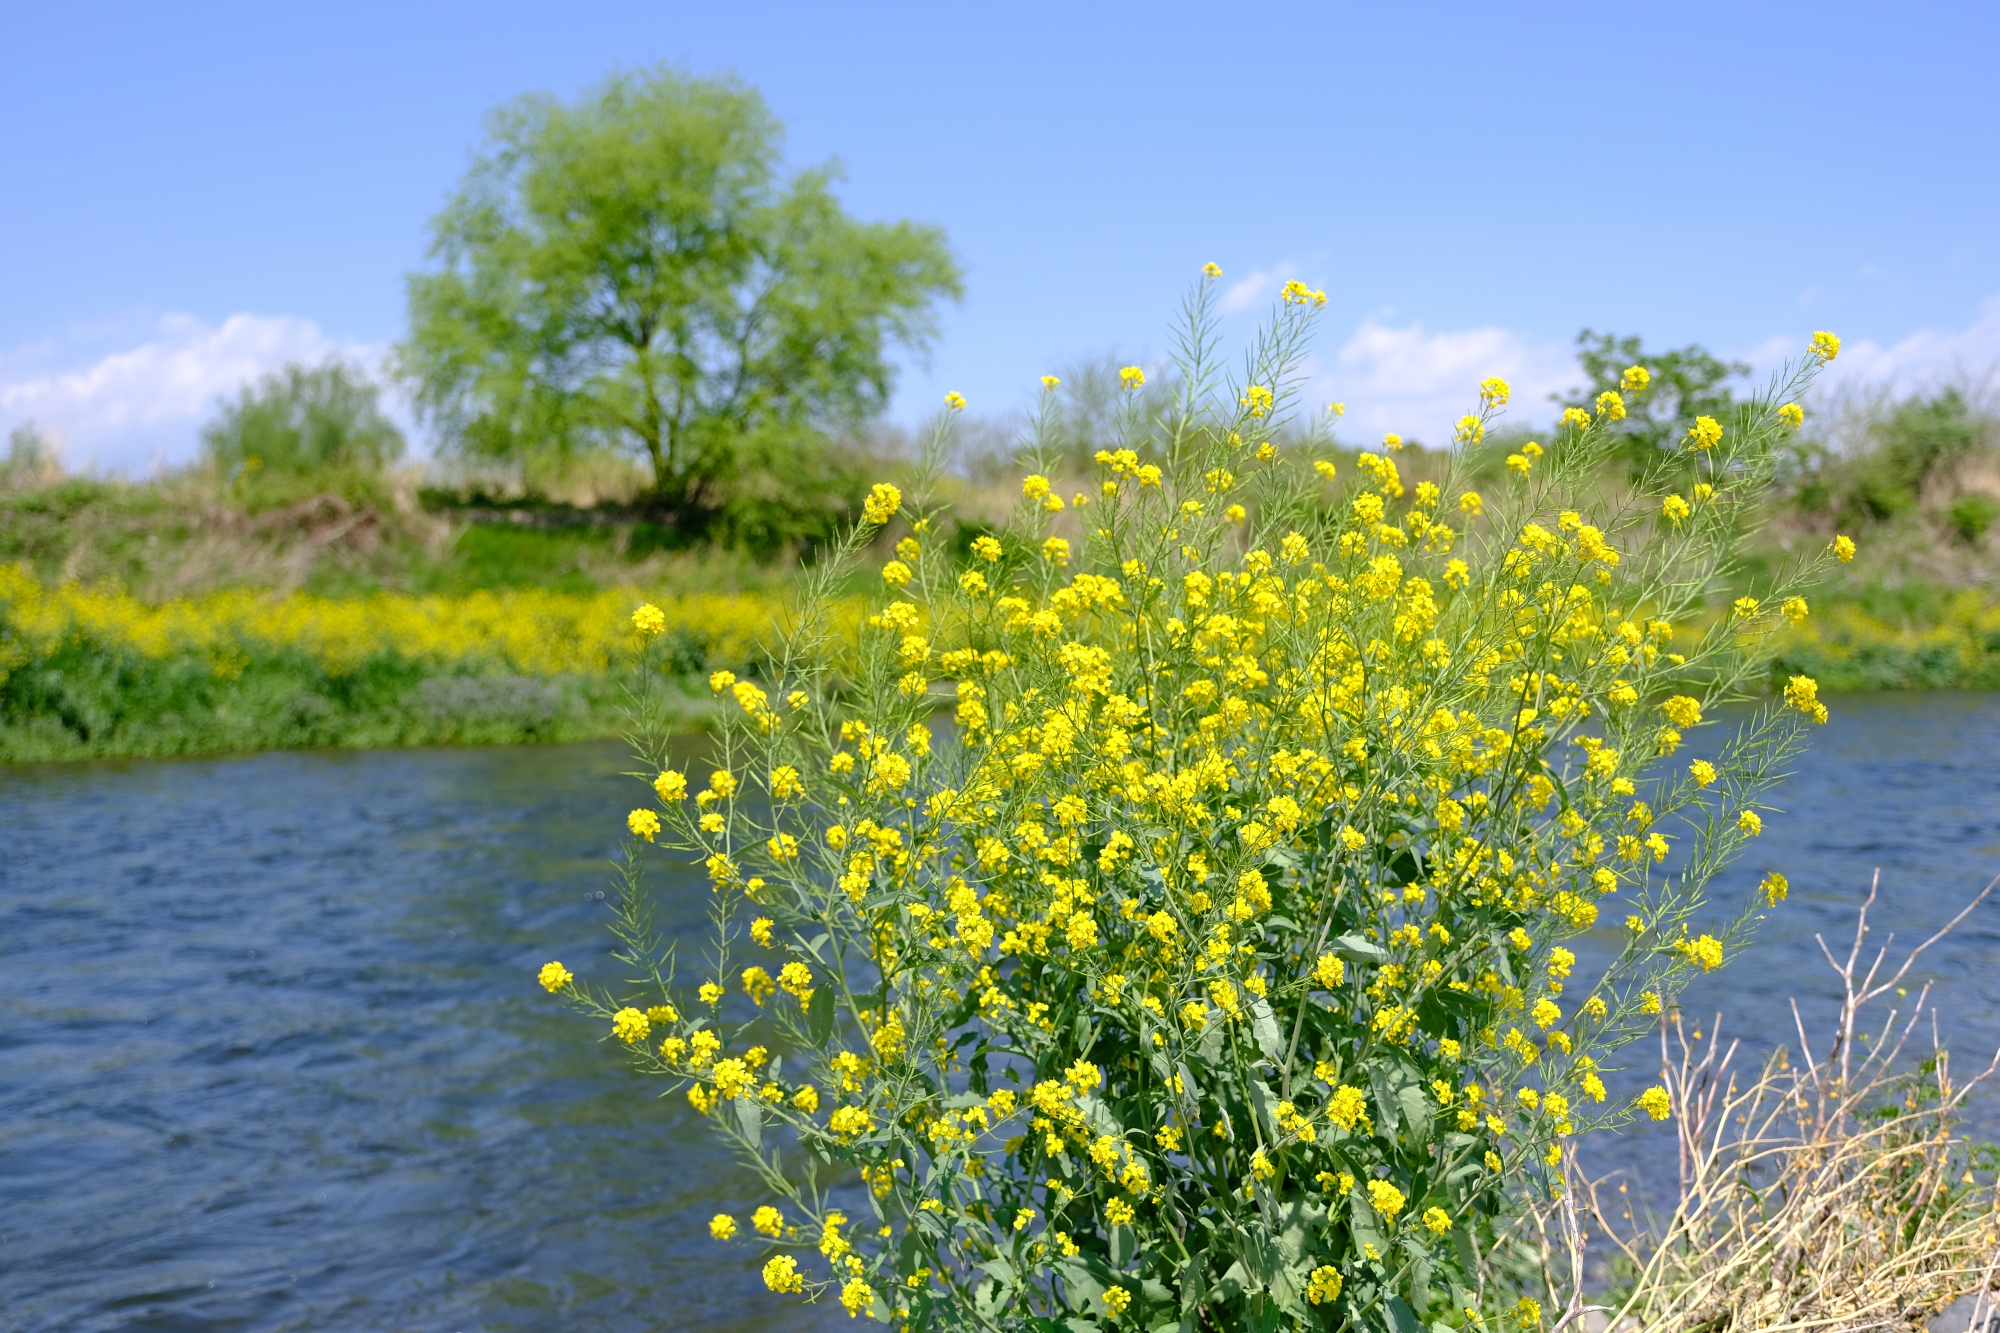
[1385, 1296, 1425, 1333]
[1268, 1261, 1309, 1318]
[1274, 1198, 1320, 1264]
[1059, 1257, 1106, 1306]
[1180, 1257, 1206, 1316]
[1396, 1079, 1432, 1144]
[1332, 932, 1388, 963]
[1078, 1092, 1123, 1137]
[807, 985, 835, 1045]
[1249, 997, 1283, 1062]
[1402, 1238, 1434, 1312]
[1245, 1233, 1281, 1286]
[1368, 1063, 1402, 1138]
[1348, 1191, 1389, 1258]
[733, 1096, 762, 1148]
[1111, 1223, 1137, 1267]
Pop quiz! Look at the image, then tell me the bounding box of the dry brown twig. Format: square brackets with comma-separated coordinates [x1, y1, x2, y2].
[1555, 871, 2000, 1333]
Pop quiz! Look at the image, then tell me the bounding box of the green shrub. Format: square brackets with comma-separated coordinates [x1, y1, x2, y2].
[202, 359, 405, 486]
[1946, 493, 1998, 545]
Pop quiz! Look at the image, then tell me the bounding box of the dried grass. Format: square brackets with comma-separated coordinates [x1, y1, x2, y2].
[1538, 874, 2000, 1333]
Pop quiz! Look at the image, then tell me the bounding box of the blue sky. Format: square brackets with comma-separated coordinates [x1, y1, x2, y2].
[3, 0, 1997, 472]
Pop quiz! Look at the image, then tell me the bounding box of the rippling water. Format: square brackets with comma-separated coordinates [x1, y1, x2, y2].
[3, 695, 1998, 1330]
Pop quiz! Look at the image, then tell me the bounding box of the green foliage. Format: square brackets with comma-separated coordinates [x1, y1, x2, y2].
[1561, 331, 1748, 473]
[1772, 588, 2000, 690]
[397, 65, 962, 533]
[202, 359, 405, 479]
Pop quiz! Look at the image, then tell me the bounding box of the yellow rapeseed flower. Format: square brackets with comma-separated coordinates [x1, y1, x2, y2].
[1366, 1179, 1405, 1221]
[612, 1007, 650, 1043]
[863, 482, 902, 526]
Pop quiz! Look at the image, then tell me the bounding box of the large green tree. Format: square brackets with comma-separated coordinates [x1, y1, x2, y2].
[398, 67, 962, 521]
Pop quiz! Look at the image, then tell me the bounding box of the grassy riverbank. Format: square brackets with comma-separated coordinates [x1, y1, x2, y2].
[4, 552, 1998, 763]
[0, 565, 790, 761]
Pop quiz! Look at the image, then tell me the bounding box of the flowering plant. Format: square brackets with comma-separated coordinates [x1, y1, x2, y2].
[546, 273, 1850, 1330]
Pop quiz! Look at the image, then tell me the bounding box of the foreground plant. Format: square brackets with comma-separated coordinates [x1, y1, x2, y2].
[546, 271, 1854, 1329]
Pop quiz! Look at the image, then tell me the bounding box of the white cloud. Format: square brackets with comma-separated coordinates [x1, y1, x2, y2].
[1219, 265, 1295, 316]
[1741, 296, 2000, 401]
[0, 313, 391, 476]
[1319, 316, 1575, 444]
[1817, 296, 2000, 393]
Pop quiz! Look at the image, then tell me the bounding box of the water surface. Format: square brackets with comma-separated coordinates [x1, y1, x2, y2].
[3, 695, 1998, 1329]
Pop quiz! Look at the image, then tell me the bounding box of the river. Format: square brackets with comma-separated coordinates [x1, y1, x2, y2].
[4, 694, 1998, 1330]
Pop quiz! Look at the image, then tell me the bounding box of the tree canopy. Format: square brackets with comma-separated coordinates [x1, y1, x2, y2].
[397, 67, 962, 523]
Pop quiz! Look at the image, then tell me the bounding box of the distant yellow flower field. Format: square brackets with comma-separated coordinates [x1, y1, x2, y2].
[0, 563, 788, 680]
[1774, 590, 2000, 690]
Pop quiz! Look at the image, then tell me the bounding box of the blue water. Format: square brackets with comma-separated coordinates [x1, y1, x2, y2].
[3, 695, 1998, 1330]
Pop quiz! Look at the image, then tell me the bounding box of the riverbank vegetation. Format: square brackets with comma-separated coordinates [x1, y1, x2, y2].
[5, 352, 1997, 762]
[5, 361, 1999, 763]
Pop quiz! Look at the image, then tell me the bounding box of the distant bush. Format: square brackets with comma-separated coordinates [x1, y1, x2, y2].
[3, 421, 64, 490]
[1947, 492, 1999, 545]
[1780, 388, 1993, 532]
[202, 359, 406, 480]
